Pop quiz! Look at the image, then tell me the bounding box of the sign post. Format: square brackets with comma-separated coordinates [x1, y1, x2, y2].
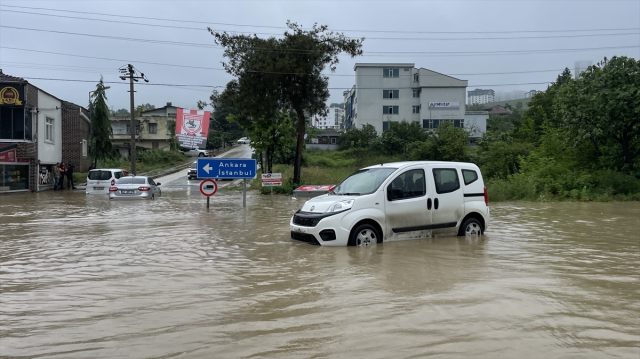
[199, 179, 218, 209]
[197, 158, 257, 209]
[261, 173, 282, 206]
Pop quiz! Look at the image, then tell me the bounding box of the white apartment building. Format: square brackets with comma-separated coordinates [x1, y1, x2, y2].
[312, 106, 344, 130]
[344, 63, 485, 136]
[467, 88, 495, 104]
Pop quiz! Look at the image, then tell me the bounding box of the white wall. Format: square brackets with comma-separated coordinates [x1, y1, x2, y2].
[464, 113, 488, 138]
[37, 90, 62, 165]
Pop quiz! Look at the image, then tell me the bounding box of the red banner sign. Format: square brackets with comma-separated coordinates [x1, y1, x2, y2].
[0, 148, 16, 163]
[175, 108, 210, 149]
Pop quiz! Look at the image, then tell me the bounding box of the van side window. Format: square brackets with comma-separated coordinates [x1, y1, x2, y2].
[462, 169, 478, 185]
[115, 172, 124, 179]
[433, 168, 460, 194]
[387, 169, 426, 201]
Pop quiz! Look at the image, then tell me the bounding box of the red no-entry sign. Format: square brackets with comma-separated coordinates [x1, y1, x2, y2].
[199, 179, 218, 197]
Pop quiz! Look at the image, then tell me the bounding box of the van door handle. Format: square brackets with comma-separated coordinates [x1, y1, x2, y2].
[434, 198, 439, 210]
[427, 198, 432, 210]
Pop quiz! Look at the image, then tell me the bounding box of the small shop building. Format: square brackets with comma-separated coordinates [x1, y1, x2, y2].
[0, 70, 89, 193]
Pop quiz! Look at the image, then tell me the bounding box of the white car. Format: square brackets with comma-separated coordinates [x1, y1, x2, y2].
[183, 149, 209, 157]
[109, 176, 161, 200]
[290, 161, 489, 246]
[86, 168, 126, 195]
[237, 137, 250, 144]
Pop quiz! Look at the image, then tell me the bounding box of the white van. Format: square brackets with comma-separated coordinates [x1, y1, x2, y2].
[290, 161, 489, 246]
[86, 169, 126, 195]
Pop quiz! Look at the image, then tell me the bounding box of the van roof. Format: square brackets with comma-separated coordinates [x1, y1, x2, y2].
[88, 168, 125, 172]
[362, 161, 480, 170]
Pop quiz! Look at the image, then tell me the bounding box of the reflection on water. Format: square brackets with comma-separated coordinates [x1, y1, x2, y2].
[1, 191, 639, 358]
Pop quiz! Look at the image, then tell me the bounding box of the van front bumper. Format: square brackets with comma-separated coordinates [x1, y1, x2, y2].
[290, 210, 350, 247]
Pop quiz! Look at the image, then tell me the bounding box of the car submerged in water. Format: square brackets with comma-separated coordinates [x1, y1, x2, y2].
[290, 161, 489, 246]
[109, 176, 162, 200]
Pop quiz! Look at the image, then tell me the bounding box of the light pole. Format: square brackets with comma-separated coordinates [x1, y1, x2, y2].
[88, 90, 95, 168]
[119, 64, 149, 175]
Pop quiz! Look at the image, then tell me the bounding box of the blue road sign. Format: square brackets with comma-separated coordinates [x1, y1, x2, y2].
[197, 158, 257, 179]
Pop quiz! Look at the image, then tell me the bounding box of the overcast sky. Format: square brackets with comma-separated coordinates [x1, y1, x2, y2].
[1, 0, 638, 112]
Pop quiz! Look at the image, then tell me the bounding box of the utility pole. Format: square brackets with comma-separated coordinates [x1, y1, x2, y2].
[119, 64, 149, 175]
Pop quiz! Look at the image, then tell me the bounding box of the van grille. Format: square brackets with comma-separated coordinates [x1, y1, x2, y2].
[291, 232, 320, 245]
[293, 215, 320, 227]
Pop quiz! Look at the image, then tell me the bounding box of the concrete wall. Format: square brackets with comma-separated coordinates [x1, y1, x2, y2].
[37, 90, 62, 166]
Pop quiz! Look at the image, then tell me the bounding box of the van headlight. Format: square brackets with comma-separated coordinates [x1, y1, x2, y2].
[327, 199, 354, 212]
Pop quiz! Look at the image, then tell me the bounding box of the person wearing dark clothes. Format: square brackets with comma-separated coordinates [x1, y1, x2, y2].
[67, 165, 76, 189]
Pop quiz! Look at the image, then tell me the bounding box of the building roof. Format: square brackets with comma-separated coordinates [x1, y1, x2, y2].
[0, 69, 27, 84]
[354, 63, 415, 70]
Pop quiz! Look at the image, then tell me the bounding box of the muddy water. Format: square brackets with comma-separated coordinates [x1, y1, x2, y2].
[1, 189, 638, 358]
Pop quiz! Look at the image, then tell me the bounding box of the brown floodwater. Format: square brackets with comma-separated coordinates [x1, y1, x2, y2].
[1, 189, 639, 358]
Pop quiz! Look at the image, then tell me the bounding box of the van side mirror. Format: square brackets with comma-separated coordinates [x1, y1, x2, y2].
[156, 183, 161, 186]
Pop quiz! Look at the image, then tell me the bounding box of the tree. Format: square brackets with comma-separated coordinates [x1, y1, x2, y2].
[199, 90, 246, 148]
[337, 124, 378, 150]
[134, 103, 155, 117]
[110, 108, 130, 117]
[329, 102, 345, 109]
[467, 103, 486, 111]
[244, 111, 296, 174]
[408, 122, 468, 162]
[89, 77, 117, 165]
[210, 21, 364, 184]
[557, 56, 640, 171]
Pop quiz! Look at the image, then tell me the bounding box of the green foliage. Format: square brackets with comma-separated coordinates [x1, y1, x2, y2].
[467, 103, 486, 111]
[338, 124, 378, 150]
[407, 122, 468, 162]
[199, 90, 246, 148]
[374, 121, 428, 155]
[248, 111, 297, 173]
[556, 56, 640, 172]
[210, 21, 364, 183]
[89, 77, 117, 165]
[110, 108, 130, 117]
[166, 119, 177, 150]
[134, 103, 155, 117]
[100, 149, 187, 173]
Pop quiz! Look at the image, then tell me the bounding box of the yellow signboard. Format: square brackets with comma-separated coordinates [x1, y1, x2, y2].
[0, 86, 23, 105]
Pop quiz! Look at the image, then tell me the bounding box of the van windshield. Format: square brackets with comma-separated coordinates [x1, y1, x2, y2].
[190, 163, 197, 169]
[331, 168, 397, 196]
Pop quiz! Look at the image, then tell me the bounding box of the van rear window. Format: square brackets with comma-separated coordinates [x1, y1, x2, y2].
[462, 169, 478, 185]
[116, 178, 146, 185]
[88, 170, 112, 181]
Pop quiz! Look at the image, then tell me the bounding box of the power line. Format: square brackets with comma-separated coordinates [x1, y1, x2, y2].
[3, 26, 638, 56]
[4, 9, 640, 41]
[2, 4, 639, 35]
[19, 76, 554, 88]
[0, 48, 574, 77]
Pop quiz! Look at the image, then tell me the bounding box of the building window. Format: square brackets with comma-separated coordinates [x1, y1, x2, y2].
[0, 107, 31, 141]
[413, 106, 420, 114]
[412, 89, 421, 98]
[82, 139, 87, 157]
[383, 68, 399, 78]
[45, 117, 54, 142]
[126, 124, 140, 135]
[414, 73, 419, 82]
[148, 123, 157, 134]
[383, 121, 389, 131]
[383, 90, 399, 99]
[383, 106, 399, 115]
[331, 138, 336, 144]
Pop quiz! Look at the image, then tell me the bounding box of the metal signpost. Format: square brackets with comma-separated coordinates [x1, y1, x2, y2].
[199, 179, 218, 209]
[261, 173, 282, 206]
[197, 158, 257, 208]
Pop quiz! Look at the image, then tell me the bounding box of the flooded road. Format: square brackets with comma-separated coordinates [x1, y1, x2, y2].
[1, 184, 639, 358]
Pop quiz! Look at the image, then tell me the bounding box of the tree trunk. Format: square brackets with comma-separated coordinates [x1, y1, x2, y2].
[293, 111, 306, 184]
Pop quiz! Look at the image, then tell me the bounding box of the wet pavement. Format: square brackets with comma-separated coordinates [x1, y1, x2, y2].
[1, 158, 639, 358]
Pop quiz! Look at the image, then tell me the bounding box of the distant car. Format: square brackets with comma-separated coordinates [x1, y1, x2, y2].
[183, 149, 210, 157]
[237, 137, 250, 144]
[187, 161, 198, 180]
[109, 176, 162, 200]
[86, 168, 126, 195]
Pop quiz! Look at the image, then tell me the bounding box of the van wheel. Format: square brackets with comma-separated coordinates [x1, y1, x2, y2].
[459, 218, 482, 236]
[349, 224, 380, 246]
[199, 153, 204, 157]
